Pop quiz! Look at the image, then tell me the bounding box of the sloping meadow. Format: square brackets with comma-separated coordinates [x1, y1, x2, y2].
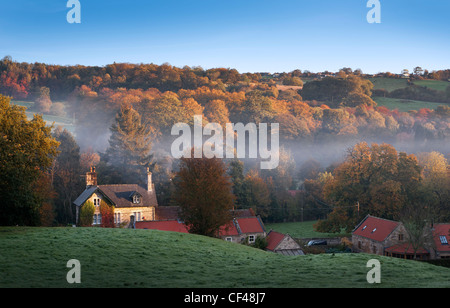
[0, 227, 449, 288]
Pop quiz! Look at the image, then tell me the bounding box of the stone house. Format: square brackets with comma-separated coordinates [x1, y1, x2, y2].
[73, 167, 158, 227]
[352, 215, 450, 260]
[219, 216, 267, 244]
[352, 215, 407, 257]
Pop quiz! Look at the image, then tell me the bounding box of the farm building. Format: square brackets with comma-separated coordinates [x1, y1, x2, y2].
[265, 230, 304, 256]
[135, 214, 267, 245]
[352, 215, 450, 260]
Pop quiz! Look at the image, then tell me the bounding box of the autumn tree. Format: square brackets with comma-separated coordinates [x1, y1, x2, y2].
[100, 105, 155, 184]
[0, 95, 60, 225]
[99, 200, 115, 228]
[34, 86, 52, 113]
[316, 142, 422, 232]
[417, 152, 450, 221]
[173, 153, 235, 237]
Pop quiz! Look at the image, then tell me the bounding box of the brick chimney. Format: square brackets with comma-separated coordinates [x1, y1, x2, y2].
[146, 167, 153, 192]
[86, 166, 97, 188]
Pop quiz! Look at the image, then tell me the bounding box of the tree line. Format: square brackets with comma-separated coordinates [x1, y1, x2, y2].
[1, 93, 448, 228]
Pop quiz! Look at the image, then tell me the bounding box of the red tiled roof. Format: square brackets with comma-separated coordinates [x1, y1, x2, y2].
[266, 230, 286, 251]
[155, 206, 180, 220]
[236, 217, 265, 234]
[135, 220, 189, 233]
[433, 224, 450, 252]
[353, 215, 400, 242]
[385, 243, 429, 255]
[218, 221, 239, 237]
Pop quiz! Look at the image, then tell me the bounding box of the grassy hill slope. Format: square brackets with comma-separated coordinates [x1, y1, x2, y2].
[1, 227, 449, 288]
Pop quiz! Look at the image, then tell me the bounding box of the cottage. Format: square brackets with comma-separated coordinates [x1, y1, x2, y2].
[352, 215, 446, 260]
[351, 215, 430, 259]
[135, 208, 267, 245]
[73, 167, 158, 227]
[265, 230, 304, 256]
[219, 216, 266, 244]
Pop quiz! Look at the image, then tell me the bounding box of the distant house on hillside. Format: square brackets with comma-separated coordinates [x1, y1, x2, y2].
[135, 208, 267, 245]
[73, 167, 158, 227]
[265, 230, 304, 256]
[219, 216, 266, 244]
[352, 215, 450, 260]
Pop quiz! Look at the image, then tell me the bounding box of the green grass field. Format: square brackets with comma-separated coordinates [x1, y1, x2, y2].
[1, 227, 449, 288]
[265, 221, 349, 238]
[369, 77, 410, 92]
[373, 96, 444, 112]
[414, 80, 450, 92]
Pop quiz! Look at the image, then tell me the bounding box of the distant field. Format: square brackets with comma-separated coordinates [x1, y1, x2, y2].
[414, 79, 450, 92]
[265, 220, 349, 238]
[373, 96, 445, 112]
[1, 227, 450, 288]
[11, 100, 75, 134]
[369, 77, 449, 93]
[368, 77, 409, 92]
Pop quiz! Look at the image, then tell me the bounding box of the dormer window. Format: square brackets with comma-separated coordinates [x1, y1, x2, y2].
[133, 194, 141, 204]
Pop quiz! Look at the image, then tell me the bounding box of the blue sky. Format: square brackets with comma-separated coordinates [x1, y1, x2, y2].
[0, 0, 449, 74]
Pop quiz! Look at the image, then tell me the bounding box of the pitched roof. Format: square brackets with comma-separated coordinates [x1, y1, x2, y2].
[73, 186, 98, 206]
[353, 215, 400, 242]
[232, 208, 256, 217]
[73, 184, 158, 208]
[433, 224, 450, 253]
[265, 230, 286, 251]
[135, 220, 189, 233]
[218, 221, 239, 237]
[235, 217, 265, 234]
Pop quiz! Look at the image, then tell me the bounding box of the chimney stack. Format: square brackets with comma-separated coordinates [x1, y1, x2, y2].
[146, 167, 153, 192]
[86, 166, 98, 188]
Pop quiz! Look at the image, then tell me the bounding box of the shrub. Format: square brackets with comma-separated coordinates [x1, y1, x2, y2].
[79, 201, 95, 226]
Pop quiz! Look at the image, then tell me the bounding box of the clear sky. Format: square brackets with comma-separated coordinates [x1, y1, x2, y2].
[0, 0, 449, 74]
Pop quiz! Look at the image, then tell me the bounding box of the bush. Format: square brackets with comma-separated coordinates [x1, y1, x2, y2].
[249, 236, 268, 250]
[79, 201, 95, 226]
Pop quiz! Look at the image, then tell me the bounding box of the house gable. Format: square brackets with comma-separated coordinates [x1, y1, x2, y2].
[352, 215, 400, 243]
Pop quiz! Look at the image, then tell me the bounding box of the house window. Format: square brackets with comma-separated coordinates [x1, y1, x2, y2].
[440, 236, 448, 245]
[114, 213, 121, 224]
[358, 241, 362, 249]
[225, 237, 232, 242]
[133, 212, 142, 222]
[133, 195, 141, 204]
[93, 214, 101, 225]
[248, 235, 255, 243]
[398, 234, 404, 241]
[372, 245, 377, 254]
[93, 198, 101, 207]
